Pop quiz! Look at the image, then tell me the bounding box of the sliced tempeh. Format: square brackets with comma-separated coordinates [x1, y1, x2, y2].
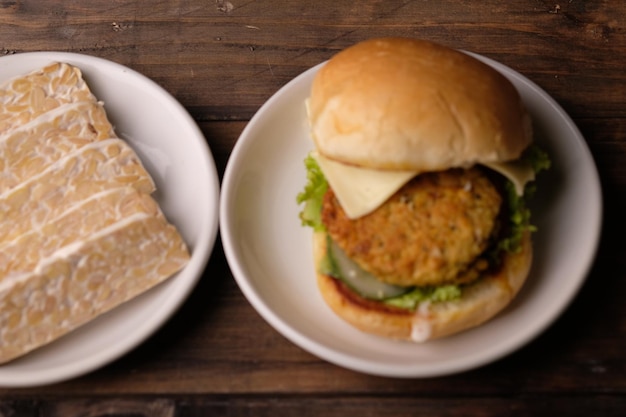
[0, 62, 98, 133]
[0, 213, 190, 363]
[0, 187, 162, 277]
[0, 138, 155, 245]
[0, 101, 116, 191]
[0, 61, 190, 363]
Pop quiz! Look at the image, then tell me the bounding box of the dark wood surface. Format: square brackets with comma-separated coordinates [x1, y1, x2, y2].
[0, 1, 625, 415]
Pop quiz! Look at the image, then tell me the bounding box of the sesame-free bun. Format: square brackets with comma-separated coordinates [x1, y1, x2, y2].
[308, 38, 533, 171]
[313, 230, 533, 341]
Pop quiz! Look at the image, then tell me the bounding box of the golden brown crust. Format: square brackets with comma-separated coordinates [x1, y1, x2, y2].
[308, 38, 532, 171]
[313, 230, 533, 341]
[321, 168, 502, 287]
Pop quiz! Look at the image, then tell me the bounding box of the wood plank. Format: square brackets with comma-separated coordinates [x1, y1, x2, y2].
[0, 395, 624, 416]
[0, 1, 623, 120]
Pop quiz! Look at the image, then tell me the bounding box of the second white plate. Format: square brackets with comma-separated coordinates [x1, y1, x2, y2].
[221, 53, 602, 378]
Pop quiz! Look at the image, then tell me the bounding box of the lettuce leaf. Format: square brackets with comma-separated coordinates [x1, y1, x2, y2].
[528, 144, 552, 174]
[296, 154, 328, 231]
[495, 145, 551, 255]
[384, 285, 461, 309]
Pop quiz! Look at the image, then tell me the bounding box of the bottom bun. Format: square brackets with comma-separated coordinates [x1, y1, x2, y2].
[313, 231, 533, 342]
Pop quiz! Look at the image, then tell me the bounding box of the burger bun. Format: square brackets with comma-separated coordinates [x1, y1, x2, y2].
[308, 38, 533, 172]
[313, 231, 533, 341]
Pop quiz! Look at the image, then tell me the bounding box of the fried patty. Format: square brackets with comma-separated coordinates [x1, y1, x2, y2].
[321, 167, 502, 287]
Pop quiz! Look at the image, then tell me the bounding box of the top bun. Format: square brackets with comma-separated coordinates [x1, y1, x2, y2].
[308, 38, 533, 171]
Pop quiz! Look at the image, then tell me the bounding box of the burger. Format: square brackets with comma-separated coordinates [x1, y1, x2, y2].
[297, 37, 550, 342]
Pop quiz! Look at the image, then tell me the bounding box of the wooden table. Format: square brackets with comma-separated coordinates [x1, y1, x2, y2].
[0, 1, 624, 415]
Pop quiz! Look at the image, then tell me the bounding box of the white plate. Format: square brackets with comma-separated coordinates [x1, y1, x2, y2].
[0, 52, 220, 386]
[220, 54, 602, 378]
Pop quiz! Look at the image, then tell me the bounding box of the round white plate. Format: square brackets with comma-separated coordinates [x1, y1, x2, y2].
[0, 52, 220, 386]
[220, 53, 602, 378]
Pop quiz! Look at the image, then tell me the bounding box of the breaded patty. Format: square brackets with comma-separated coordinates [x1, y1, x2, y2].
[321, 168, 502, 287]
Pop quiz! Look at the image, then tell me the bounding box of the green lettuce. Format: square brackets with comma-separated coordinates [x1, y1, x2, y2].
[384, 285, 462, 309]
[495, 145, 551, 255]
[528, 144, 552, 174]
[296, 154, 328, 232]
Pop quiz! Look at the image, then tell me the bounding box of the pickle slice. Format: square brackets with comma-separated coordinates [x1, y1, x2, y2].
[327, 237, 409, 300]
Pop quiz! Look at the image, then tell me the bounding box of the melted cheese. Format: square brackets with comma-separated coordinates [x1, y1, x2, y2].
[312, 151, 416, 219]
[313, 152, 535, 219]
[482, 160, 535, 196]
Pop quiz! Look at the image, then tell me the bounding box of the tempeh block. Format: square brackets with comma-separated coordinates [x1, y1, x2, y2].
[0, 213, 190, 364]
[0, 62, 97, 134]
[0, 187, 162, 277]
[0, 101, 115, 192]
[0, 138, 155, 245]
[0, 61, 191, 363]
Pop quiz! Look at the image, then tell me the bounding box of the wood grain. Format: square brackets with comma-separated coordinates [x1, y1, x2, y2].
[0, 0, 625, 415]
[2, 396, 626, 417]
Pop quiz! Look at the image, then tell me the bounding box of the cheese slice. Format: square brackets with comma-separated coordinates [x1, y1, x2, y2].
[482, 160, 535, 196]
[312, 151, 416, 219]
[313, 152, 535, 219]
